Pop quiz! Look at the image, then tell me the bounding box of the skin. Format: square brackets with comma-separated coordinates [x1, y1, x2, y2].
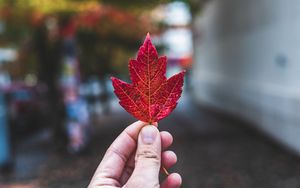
[88, 121, 182, 188]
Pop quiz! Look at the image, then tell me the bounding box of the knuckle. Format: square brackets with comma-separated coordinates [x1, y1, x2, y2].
[136, 146, 160, 164]
[126, 177, 159, 188]
[106, 146, 127, 163]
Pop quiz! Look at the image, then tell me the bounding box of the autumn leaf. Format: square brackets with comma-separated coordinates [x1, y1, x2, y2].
[111, 33, 185, 123]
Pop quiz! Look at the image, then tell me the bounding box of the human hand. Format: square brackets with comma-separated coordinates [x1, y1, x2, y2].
[88, 121, 182, 188]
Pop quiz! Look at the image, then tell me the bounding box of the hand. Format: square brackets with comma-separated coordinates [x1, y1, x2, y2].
[88, 121, 182, 188]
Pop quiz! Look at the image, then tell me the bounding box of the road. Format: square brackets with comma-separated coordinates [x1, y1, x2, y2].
[1, 95, 300, 188]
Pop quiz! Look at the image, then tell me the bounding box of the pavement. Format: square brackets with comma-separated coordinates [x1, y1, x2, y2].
[1, 95, 300, 188]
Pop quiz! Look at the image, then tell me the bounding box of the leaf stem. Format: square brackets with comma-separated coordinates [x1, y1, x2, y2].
[162, 167, 170, 176]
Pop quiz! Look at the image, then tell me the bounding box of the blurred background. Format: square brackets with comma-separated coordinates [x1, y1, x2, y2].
[1, 0, 300, 187]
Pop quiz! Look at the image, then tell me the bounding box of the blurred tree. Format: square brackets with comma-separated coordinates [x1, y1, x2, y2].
[32, 15, 67, 148]
[0, 5, 35, 79]
[0, 0, 173, 150]
[75, 5, 154, 80]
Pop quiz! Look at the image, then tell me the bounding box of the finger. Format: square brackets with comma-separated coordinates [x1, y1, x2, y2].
[89, 121, 147, 187]
[119, 153, 135, 185]
[123, 131, 173, 171]
[126, 125, 161, 187]
[160, 131, 173, 149]
[124, 121, 149, 140]
[120, 132, 173, 184]
[160, 173, 182, 188]
[161, 150, 177, 169]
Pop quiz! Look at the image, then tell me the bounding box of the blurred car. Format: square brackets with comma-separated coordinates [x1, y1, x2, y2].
[4, 82, 49, 137]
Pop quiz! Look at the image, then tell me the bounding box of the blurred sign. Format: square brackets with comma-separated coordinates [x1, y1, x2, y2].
[0, 93, 11, 166]
[165, 1, 191, 26]
[160, 2, 193, 68]
[162, 28, 193, 59]
[0, 48, 17, 63]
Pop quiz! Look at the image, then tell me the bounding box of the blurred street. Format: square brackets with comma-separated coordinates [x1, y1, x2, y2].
[1, 1, 300, 188]
[1, 94, 300, 188]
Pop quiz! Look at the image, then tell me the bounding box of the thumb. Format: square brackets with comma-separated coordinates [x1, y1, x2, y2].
[126, 125, 161, 188]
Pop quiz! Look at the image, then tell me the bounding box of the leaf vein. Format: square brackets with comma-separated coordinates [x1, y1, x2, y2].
[156, 77, 181, 117]
[132, 64, 148, 86]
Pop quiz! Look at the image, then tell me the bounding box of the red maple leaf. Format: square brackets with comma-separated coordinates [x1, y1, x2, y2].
[111, 33, 185, 123]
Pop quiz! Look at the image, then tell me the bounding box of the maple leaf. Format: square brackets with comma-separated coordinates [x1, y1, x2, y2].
[111, 33, 185, 123]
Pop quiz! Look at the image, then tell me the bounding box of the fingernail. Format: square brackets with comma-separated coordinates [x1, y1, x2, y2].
[141, 125, 157, 144]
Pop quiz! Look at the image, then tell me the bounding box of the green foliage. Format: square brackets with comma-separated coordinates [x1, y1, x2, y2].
[99, 0, 169, 9]
[76, 27, 142, 79]
[0, 0, 170, 80]
[0, 6, 32, 45]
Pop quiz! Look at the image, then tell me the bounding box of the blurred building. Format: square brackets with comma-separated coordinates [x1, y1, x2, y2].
[192, 0, 300, 153]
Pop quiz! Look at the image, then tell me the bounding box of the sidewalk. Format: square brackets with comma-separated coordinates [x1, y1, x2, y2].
[1, 96, 300, 188]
